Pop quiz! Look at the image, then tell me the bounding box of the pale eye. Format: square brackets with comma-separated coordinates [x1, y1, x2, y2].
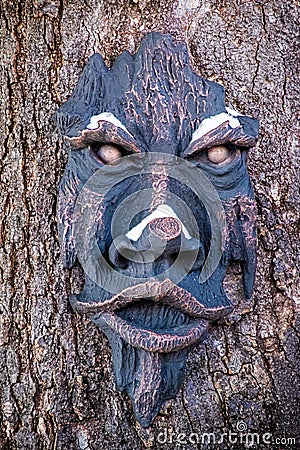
[207, 145, 230, 164]
[95, 144, 122, 163]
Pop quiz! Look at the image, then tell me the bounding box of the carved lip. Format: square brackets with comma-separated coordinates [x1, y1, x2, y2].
[100, 311, 208, 353]
[70, 279, 233, 353]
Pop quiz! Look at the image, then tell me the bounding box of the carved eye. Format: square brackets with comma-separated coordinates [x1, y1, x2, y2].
[207, 145, 230, 164]
[92, 144, 123, 164]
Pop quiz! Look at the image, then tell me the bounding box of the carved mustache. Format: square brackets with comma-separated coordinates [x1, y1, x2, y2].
[70, 278, 233, 353]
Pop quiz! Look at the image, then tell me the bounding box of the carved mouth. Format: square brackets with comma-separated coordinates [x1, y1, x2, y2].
[70, 279, 232, 353]
[100, 307, 207, 353]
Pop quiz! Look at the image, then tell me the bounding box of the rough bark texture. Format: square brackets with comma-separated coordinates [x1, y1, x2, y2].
[0, 1, 299, 449]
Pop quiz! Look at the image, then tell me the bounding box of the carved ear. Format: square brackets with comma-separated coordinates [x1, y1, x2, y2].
[239, 199, 257, 299]
[55, 53, 108, 138]
[242, 252, 256, 299]
[57, 150, 98, 268]
[57, 164, 81, 268]
[224, 196, 257, 299]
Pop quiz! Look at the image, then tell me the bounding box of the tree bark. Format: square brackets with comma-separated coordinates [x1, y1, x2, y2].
[0, 1, 299, 449]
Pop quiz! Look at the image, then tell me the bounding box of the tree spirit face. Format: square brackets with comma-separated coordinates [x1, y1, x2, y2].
[56, 32, 258, 427]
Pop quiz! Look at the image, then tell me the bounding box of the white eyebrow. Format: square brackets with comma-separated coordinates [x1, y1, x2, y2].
[126, 204, 192, 241]
[86, 112, 133, 137]
[191, 108, 243, 144]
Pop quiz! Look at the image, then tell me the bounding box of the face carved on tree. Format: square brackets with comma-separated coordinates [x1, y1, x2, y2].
[56, 32, 258, 427]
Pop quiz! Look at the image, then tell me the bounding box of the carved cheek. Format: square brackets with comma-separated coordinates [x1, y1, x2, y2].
[207, 145, 230, 163]
[96, 144, 122, 163]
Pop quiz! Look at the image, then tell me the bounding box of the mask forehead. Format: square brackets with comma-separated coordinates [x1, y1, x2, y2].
[118, 35, 224, 154]
[56, 32, 258, 156]
[56, 33, 226, 154]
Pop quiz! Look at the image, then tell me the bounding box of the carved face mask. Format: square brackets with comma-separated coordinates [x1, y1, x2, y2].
[56, 32, 258, 427]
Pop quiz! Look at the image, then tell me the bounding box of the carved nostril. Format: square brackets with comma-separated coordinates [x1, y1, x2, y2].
[108, 241, 129, 268]
[149, 217, 181, 241]
[109, 217, 202, 270]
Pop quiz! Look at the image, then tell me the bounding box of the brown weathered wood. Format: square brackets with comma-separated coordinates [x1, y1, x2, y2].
[1, 1, 299, 448]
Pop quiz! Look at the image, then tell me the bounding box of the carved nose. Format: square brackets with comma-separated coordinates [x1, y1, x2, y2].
[148, 217, 181, 241]
[109, 217, 204, 271]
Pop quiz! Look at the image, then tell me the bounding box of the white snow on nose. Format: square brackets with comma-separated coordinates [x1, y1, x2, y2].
[126, 204, 192, 241]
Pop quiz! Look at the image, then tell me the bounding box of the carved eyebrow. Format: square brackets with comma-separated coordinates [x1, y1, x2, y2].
[191, 109, 242, 144]
[65, 112, 140, 153]
[87, 112, 133, 137]
[126, 204, 192, 241]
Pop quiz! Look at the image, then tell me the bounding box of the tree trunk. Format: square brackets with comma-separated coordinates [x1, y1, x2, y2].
[0, 1, 299, 449]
